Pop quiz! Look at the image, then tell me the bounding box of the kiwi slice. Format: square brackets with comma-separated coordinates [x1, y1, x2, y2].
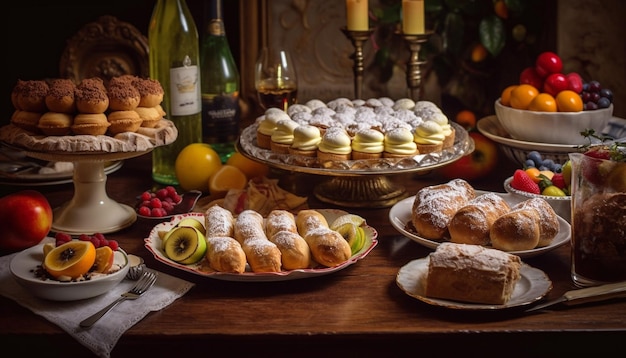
[335, 222, 366, 255]
[163, 226, 207, 264]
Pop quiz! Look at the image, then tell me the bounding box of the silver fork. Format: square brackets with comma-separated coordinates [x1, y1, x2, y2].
[79, 271, 158, 328]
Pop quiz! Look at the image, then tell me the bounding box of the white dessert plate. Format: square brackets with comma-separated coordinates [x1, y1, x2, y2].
[388, 190, 571, 258]
[0, 160, 123, 186]
[396, 257, 552, 310]
[10, 237, 130, 301]
[144, 210, 378, 282]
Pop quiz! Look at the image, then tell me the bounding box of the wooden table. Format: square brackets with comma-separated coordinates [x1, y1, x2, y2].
[1, 152, 624, 357]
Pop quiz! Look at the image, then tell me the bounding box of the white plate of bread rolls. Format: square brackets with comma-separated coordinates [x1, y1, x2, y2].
[389, 179, 571, 258]
[144, 209, 378, 282]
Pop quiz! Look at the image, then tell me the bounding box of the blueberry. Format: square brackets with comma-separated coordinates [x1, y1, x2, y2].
[553, 163, 562, 173]
[527, 151, 543, 167]
[600, 88, 613, 102]
[524, 159, 535, 168]
[598, 97, 611, 109]
[542, 158, 556, 171]
[539, 165, 549, 171]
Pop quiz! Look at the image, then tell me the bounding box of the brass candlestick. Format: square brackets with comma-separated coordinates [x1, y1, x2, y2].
[402, 31, 433, 101]
[341, 27, 374, 99]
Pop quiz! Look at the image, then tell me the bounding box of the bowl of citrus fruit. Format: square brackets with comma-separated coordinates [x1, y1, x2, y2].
[503, 150, 572, 223]
[10, 234, 129, 301]
[495, 51, 614, 145]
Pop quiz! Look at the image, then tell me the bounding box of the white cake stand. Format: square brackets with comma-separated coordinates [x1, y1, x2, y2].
[20, 149, 150, 235]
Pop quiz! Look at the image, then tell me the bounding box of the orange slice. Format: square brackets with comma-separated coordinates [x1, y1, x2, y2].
[209, 164, 248, 198]
[93, 246, 115, 273]
[44, 241, 96, 279]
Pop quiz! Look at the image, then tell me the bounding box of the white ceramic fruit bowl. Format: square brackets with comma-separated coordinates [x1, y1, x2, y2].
[494, 99, 613, 145]
[10, 238, 130, 301]
[503, 176, 571, 223]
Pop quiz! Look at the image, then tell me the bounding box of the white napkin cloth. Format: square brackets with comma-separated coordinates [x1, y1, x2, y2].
[0, 250, 195, 358]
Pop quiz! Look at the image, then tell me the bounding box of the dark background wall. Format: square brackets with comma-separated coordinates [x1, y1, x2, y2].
[1, 0, 241, 125]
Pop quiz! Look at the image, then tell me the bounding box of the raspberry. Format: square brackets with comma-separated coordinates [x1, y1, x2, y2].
[90, 236, 101, 248]
[166, 186, 177, 196]
[156, 188, 169, 199]
[138, 206, 152, 216]
[150, 197, 163, 209]
[79, 234, 91, 241]
[151, 207, 166, 217]
[171, 194, 182, 204]
[107, 240, 119, 251]
[140, 191, 152, 201]
[54, 232, 72, 244]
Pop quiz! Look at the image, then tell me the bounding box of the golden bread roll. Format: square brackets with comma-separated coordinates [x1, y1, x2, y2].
[37, 112, 74, 136]
[205, 205, 235, 238]
[411, 179, 476, 240]
[205, 236, 247, 273]
[11, 110, 42, 133]
[17, 80, 49, 112]
[107, 83, 140, 111]
[266, 210, 311, 270]
[107, 110, 142, 134]
[425, 243, 522, 305]
[135, 106, 162, 128]
[203, 206, 246, 273]
[449, 193, 511, 246]
[75, 77, 109, 114]
[71, 113, 110, 135]
[295, 209, 351, 267]
[45, 79, 76, 113]
[134, 77, 165, 107]
[511, 198, 559, 247]
[234, 210, 282, 273]
[490, 209, 541, 251]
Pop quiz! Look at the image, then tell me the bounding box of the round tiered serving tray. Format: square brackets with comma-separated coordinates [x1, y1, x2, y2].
[0, 120, 177, 234]
[237, 122, 474, 208]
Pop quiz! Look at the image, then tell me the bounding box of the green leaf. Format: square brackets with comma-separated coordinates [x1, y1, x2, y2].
[443, 12, 465, 56]
[479, 15, 505, 56]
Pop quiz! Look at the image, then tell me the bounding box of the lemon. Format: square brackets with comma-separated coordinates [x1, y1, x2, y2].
[175, 143, 223, 192]
[330, 214, 366, 231]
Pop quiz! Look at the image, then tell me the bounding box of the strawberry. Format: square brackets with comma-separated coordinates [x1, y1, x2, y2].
[551, 173, 566, 189]
[511, 169, 540, 194]
[584, 146, 611, 160]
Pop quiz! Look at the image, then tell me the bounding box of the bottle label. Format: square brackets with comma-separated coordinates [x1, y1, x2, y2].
[202, 93, 240, 143]
[170, 63, 201, 116]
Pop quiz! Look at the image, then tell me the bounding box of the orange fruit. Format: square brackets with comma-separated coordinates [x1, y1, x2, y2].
[175, 143, 223, 192]
[209, 164, 248, 198]
[556, 90, 584, 112]
[494, 0, 509, 19]
[93, 246, 115, 273]
[510, 84, 539, 110]
[500, 85, 517, 107]
[455, 110, 477, 130]
[44, 241, 96, 279]
[471, 43, 488, 62]
[528, 93, 557, 112]
[226, 152, 270, 180]
[525, 167, 541, 183]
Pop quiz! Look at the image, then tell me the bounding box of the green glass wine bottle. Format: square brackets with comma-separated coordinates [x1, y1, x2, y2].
[200, 0, 241, 163]
[149, 0, 202, 185]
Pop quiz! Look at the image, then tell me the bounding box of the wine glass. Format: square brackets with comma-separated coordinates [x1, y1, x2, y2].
[255, 47, 298, 111]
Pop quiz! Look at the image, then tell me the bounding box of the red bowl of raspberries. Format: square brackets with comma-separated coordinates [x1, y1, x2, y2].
[135, 186, 202, 219]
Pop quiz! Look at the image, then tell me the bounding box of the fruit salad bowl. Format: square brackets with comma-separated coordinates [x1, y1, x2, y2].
[504, 176, 571, 223]
[9, 238, 130, 301]
[494, 99, 613, 145]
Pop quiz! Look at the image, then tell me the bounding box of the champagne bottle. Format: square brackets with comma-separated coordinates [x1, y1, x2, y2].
[200, 0, 241, 162]
[149, 0, 202, 185]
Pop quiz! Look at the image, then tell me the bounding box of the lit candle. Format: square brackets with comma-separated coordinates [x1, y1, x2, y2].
[346, 0, 368, 31]
[402, 0, 425, 35]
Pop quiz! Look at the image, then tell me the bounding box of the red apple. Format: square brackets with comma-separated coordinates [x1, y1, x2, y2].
[535, 51, 563, 78]
[439, 132, 499, 181]
[565, 72, 584, 93]
[543, 73, 569, 97]
[0, 190, 53, 253]
[519, 66, 543, 90]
